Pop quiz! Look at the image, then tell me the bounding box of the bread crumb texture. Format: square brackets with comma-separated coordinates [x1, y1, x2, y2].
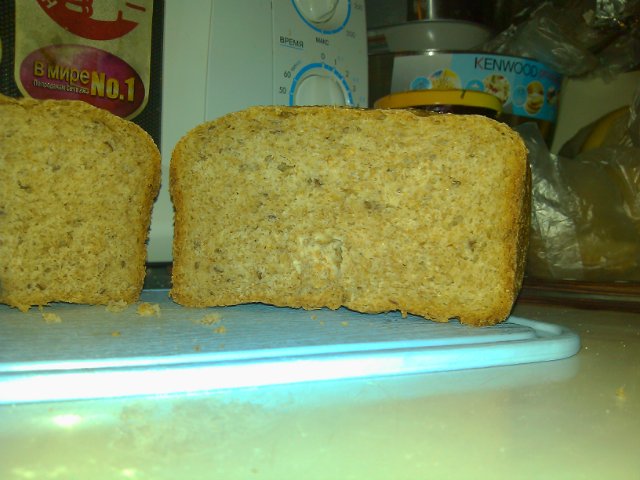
[200, 312, 222, 325]
[136, 302, 161, 317]
[170, 106, 530, 326]
[105, 300, 129, 313]
[42, 311, 62, 324]
[0, 96, 161, 312]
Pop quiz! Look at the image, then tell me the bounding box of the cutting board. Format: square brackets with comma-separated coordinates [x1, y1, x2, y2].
[0, 289, 580, 404]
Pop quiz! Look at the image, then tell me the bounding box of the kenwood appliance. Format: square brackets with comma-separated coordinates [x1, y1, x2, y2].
[149, 0, 369, 262]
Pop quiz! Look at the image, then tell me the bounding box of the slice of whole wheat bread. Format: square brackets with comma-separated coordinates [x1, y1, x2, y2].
[0, 96, 161, 311]
[170, 106, 530, 326]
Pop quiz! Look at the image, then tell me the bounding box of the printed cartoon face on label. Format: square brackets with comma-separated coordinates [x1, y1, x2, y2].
[36, 0, 146, 41]
[525, 81, 544, 115]
[20, 44, 145, 118]
[483, 74, 510, 105]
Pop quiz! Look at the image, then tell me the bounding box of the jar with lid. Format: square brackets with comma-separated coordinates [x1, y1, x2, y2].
[374, 89, 502, 119]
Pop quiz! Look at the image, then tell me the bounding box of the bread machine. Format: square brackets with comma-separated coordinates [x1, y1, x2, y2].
[150, 0, 369, 262]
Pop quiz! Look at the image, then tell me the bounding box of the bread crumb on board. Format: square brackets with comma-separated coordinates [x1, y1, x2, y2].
[137, 302, 161, 317]
[42, 312, 62, 324]
[200, 313, 222, 325]
[199, 313, 226, 334]
[106, 300, 129, 313]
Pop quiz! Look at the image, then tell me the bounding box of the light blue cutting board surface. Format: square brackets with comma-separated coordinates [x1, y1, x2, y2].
[0, 289, 580, 404]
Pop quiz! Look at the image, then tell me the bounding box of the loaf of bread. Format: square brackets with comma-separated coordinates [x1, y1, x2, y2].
[0, 95, 161, 311]
[170, 106, 530, 326]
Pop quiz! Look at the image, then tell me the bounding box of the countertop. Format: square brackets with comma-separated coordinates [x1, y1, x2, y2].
[1, 297, 638, 480]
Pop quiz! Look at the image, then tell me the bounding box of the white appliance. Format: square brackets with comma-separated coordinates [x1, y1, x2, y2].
[149, 0, 369, 262]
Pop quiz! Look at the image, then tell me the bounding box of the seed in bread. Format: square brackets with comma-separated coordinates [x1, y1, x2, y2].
[170, 106, 530, 326]
[0, 95, 161, 311]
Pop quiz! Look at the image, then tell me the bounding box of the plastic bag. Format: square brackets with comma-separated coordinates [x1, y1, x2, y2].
[482, 3, 598, 76]
[483, 0, 640, 79]
[520, 84, 640, 282]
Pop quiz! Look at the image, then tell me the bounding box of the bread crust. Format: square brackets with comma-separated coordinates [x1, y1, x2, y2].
[0, 95, 161, 311]
[170, 106, 530, 326]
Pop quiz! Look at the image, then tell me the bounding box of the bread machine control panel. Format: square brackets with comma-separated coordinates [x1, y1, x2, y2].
[199, 0, 368, 121]
[155, 0, 368, 262]
[273, 0, 367, 107]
